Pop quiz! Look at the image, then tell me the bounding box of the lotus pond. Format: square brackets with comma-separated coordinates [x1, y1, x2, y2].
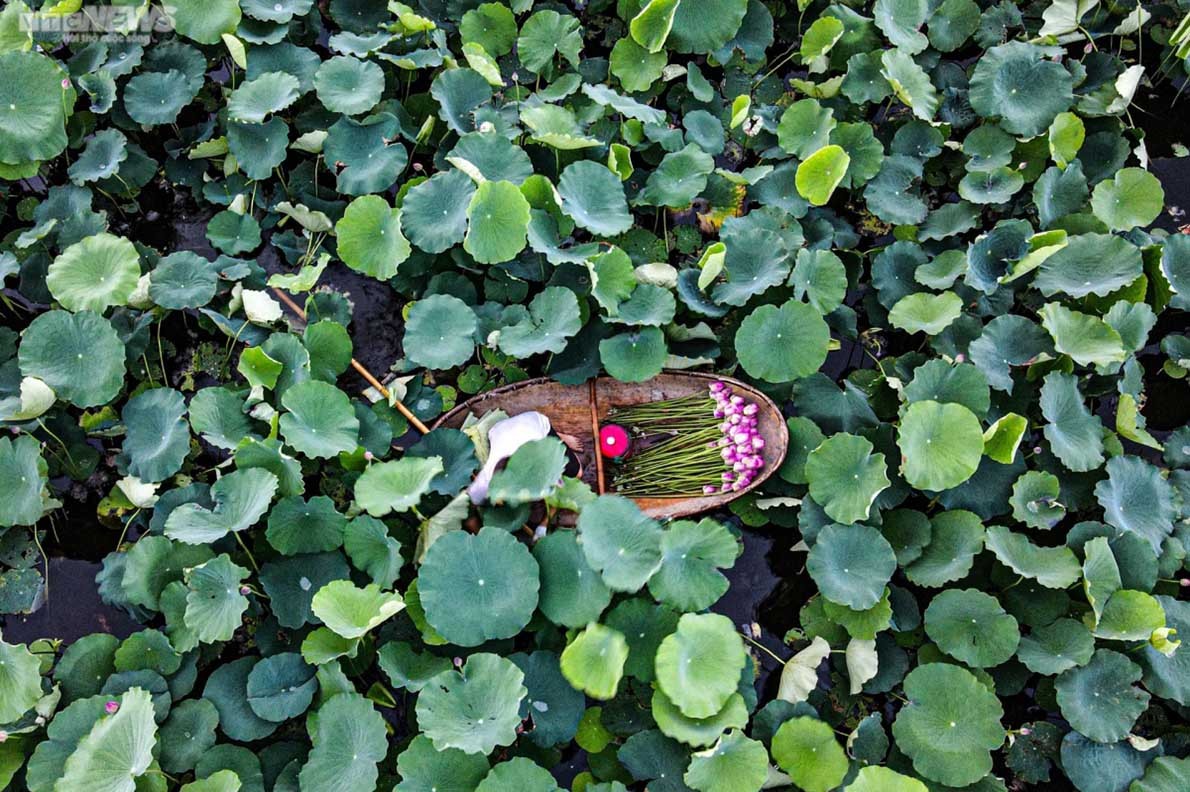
[1, 1, 1189, 791]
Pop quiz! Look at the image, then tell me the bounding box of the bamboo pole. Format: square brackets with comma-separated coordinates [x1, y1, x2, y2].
[270, 287, 430, 434]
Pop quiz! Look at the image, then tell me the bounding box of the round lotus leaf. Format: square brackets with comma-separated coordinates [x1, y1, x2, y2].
[203, 657, 278, 742]
[0, 51, 73, 166]
[559, 623, 628, 700]
[418, 527, 540, 646]
[298, 693, 388, 790]
[667, 0, 747, 53]
[879, 50, 939, 122]
[184, 554, 250, 643]
[19, 309, 125, 408]
[847, 766, 927, 792]
[599, 327, 667, 383]
[638, 143, 715, 207]
[227, 71, 300, 123]
[1094, 455, 1175, 555]
[807, 524, 897, 610]
[45, 233, 139, 314]
[245, 652, 316, 723]
[206, 210, 262, 255]
[1061, 731, 1153, 792]
[121, 387, 189, 483]
[404, 294, 478, 370]
[516, 10, 582, 73]
[898, 400, 984, 492]
[891, 663, 1005, 787]
[804, 433, 891, 525]
[475, 758, 560, 792]
[1035, 233, 1144, 299]
[1055, 649, 1150, 743]
[557, 160, 633, 237]
[416, 653, 527, 755]
[605, 596, 679, 683]
[735, 299, 830, 383]
[158, 699, 219, 774]
[149, 252, 218, 310]
[464, 180, 531, 264]
[394, 734, 490, 792]
[342, 515, 402, 587]
[924, 588, 1020, 667]
[1130, 756, 1190, 792]
[1091, 167, 1164, 232]
[125, 69, 196, 126]
[532, 529, 611, 628]
[314, 55, 384, 115]
[1017, 618, 1095, 676]
[655, 613, 746, 719]
[401, 170, 477, 254]
[310, 579, 403, 640]
[770, 717, 849, 792]
[460, 3, 517, 56]
[0, 434, 48, 528]
[683, 728, 768, 792]
[227, 117, 289, 181]
[0, 637, 42, 723]
[577, 494, 663, 592]
[448, 133, 534, 185]
[335, 195, 411, 279]
[648, 517, 739, 612]
[324, 114, 407, 195]
[279, 380, 360, 459]
[188, 386, 256, 451]
[651, 688, 749, 748]
[969, 41, 1073, 137]
[610, 37, 666, 92]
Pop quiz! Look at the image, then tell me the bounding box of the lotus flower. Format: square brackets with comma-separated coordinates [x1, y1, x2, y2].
[468, 411, 552, 503]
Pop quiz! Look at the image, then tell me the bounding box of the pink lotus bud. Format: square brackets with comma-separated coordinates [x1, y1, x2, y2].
[742, 403, 758, 416]
[364, 450, 374, 461]
[105, 701, 120, 714]
[0, 731, 7, 743]
[955, 353, 966, 363]
[752, 437, 765, 450]
[703, 485, 717, 495]
[730, 395, 744, 406]
[239, 585, 251, 596]
[453, 657, 463, 667]
[600, 424, 631, 459]
[62, 78, 71, 89]
[1181, 579, 1190, 588]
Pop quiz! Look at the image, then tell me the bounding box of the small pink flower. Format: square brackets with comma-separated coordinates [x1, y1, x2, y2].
[239, 585, 251, 596]
[1181, 579, 1190, 588]
[0, 731, 8, 743]
[600, 424, 631, 459]
[364, 450, 374, 461]
[702, 485, 716, 495]
[61, 78, 71, 89]
[105, 701, 120, 715]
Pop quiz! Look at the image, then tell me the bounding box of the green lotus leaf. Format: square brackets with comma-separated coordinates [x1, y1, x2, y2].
[121, 387, 188, 483]
[533, 531, 612, 628]
[599, 327, 667, 383]
[227, 72, 300, 122]
[242, 0, 314, 23]
[227, 117, 289, 181]
[164, 468, 278, 544]
[448, 133, 533, 185]
[314, 55, 384, 115]
[577, 494, 663, 592]
[335, 195, 411, 279]
[324, 113, 407, 195]
[637, 144, 715, 208]
[683, 729, 767, 792]
[648, 518, 738, 611]
[1055, 649, 1149, 743]
[416, 653, 527, 755]
[475, 758, 561, 792]
[904, 509, 985, 587]
[121, 535, 214, 612]
[1083, 536, 1122, 625]
[898, 400, 983, 492]
[355, 456, 443, 517]
[57, 687, 156, 791]
[1061, 732, 1154, 792]
[801, 16, 845, 63]
[298, 693, 388, 791]
[125, 69, 196, 126]
[846, 766, 927, 792]
[202, 657, 278, 742]
[279, 380, 360, 459]
[808, 524, 897, 610]
[888, 291, 963, 336]
[150, 252, 218, 310]
[924, 588, 1020, 667]
[880, 49, 938, 121]
[310, 579, 404, 640]
[258, 551, 349, 628]
[520, 104, 601, 150]
[790, 249, 847, 315]
[393, 735, 490, 792]
[517, 10, 582, 73]
[986, 526, 1080, 588]
[969, 314, 1052, 391]
[821, 591, 888, 644]
[342, 515, 402, 587]
[1010, 470, 1065, 530]
[1035, 233, 1144, 299]
[667, 0, 748, 54]
[580, 83, 667, 125]
[655, 613, 746, 719]
[46, 233, 139, 314]
[266, 489, 347, 551]
[180, 769, 240, 792]
[464, 180, 531, 264]
[158, 699, 219, 774]
[0, 434, 48, 528]
[1094, 455, 1175, 555]
[777, 99, 836, 159]
[874, 0, 928, 53]
[1017, 618, 1095, 675]
[459, 2, 516, 56]
[0, 51, 73, 166]
[401, 170, 477, 254]
[488, 437, 567, 505]
[630, 0, 680, 52]
[497, 287, 582, 358]
[735, 299, 830, 383]
[969, 41, 1073, 137]
[1137, 595, 1189, 706]
[0, 637, 41, 723]
[188, 387, 255, 451]
[418, 527, 539, 646]
[559, 623, 628, 700]
[805, 434, 890, 525]
[167, 0, 241, 44]
[557, 161, 633, 237]
[771, 717, 849, 792]
[796, 145, 850, 206]
[1039, 372, 1105, 472]
[651, 688, 748, 748]
[430, 67, 492, 134]
[184, 554, 250, 643]
[52, 633, 119, 703]
[958, 166, 1024, 204]
[903, 359, 990, 419]
[507, 650, 585, 749]
[610, 37, 666, 92]
[68, 129, 128, 184]
[1091, 167, 1164, 232]
[1096, 590, 1165, 641]
[892, 663, 1004, 786]
[404, 294, 478, 371]
[1131, 757, 1190, 792]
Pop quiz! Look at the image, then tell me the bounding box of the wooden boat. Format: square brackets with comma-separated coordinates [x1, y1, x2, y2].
[433, 371, 789, 520]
